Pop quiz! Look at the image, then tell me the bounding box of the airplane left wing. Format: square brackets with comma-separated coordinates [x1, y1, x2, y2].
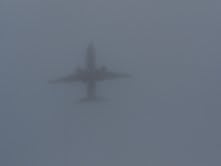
[48, 73, 80, 84]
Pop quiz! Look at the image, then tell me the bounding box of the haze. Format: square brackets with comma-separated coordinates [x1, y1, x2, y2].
[1, 0, 221, 165]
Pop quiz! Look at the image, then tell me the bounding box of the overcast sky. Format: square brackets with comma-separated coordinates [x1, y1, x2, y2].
[1, 0, 221, 165]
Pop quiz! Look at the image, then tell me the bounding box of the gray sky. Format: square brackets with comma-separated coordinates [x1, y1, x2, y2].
[1, 0, 221, 165]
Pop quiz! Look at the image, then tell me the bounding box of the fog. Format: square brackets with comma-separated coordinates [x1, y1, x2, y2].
[1, 0, 221, 165]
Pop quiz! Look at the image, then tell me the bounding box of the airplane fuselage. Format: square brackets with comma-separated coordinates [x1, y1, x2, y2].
[49, 43, 130, 101]
[76, 68, 108, 82]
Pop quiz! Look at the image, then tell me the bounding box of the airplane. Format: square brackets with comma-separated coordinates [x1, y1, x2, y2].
[49, 43, 130, 102]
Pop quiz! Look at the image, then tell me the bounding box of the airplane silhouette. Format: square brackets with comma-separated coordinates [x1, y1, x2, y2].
[49, 43, 130, 102]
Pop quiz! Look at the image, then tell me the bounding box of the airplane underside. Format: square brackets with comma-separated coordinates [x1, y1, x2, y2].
[49, 43, 130, 102]
[79, 80, 107, 102]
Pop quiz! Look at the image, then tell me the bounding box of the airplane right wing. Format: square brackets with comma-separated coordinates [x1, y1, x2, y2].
[48, 73, 80, 84]
[100, 70, 131, 80]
